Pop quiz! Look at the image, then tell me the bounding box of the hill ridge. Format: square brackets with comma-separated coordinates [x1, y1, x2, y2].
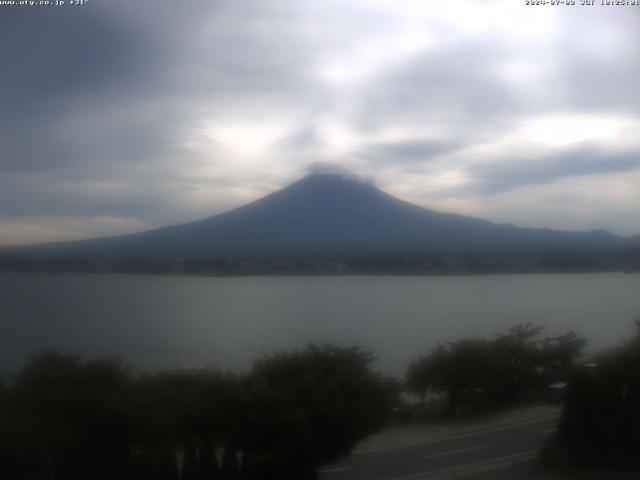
[2, 173, 638, 260]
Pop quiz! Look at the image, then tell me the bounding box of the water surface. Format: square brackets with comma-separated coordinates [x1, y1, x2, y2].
[1, 272, 639, 376]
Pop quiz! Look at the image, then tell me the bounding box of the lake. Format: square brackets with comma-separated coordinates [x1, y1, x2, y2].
[1, 272, 639, 377]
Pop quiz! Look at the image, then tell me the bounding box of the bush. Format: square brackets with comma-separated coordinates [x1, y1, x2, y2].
[0, 345, 394, 480]
[557, 324, 640, 468]
[407, 324, 586, 417]
[242, 345, 395, 479]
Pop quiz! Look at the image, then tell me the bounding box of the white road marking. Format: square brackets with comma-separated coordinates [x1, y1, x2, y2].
[542, 428, 557, 435]
[355, 414, 559, 455]
[318, 467, 352, 474]
[382, 450, 538, 480]
[423, 444, 487, 460]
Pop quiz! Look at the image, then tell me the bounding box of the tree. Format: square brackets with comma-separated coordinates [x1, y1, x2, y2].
[129, 370, 240, 480]
[0, 375, 18, 478]
[408, 339, 508, 416]
[8, 352, 133, 480]
[540, 331, 587, 384]
[557, 322, 640, 468]
[407, 324, 587, 417]
[242, 344, 394, 479]
[494, 323, 545, 402]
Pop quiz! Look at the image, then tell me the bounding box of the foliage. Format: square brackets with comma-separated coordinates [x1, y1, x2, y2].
[0, 345, 394, 480]
[243, 345, 394, 479]
[3, 352, 133, 480]
[557, 322, 640, 468]
[407, 324, 586, 417]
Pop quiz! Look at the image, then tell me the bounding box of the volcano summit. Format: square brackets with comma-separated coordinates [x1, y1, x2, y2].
[2, 173, 639, 273]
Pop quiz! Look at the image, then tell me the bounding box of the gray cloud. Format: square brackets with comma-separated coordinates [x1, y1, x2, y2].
[553, 10, 640, 113]
[356, 39, 520, 137]
[1, 0, 639, 244]
[465, 146, 640, 196]
[280, 127, 318, 148]
[0, 8, 138, 110]
[0, 2, 234, 224]
[0, 7, 144, 174]
[359, 139, 461, 165]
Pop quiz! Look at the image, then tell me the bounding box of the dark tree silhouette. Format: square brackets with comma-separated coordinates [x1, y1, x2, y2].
[242, 344, 394, 479]
[540, 331, 587, 383]
[408, 339, 507, 416]
[556, 322, 640, 468]
[220, 445, 241, 480]
[0, 345, 394, 479]
[7, 352, 133, 480]
[197, 433, 219, 480]
[407, 324, 586, 417]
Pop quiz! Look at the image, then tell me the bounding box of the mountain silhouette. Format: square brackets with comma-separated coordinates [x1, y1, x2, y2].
[4, 173, 638, 259]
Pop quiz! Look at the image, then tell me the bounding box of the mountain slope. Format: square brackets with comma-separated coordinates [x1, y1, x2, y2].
[4, 173, 637, 259]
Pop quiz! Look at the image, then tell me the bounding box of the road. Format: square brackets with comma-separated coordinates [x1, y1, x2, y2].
[319, 413, 560, 480]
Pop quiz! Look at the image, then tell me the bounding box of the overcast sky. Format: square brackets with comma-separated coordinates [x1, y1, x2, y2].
[1, 0, 639, 246]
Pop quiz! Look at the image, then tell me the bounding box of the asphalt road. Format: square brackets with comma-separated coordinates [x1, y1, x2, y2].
[319, 414, 560, 480]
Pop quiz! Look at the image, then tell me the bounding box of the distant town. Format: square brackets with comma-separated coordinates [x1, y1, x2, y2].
[1, 251, 639, 276]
